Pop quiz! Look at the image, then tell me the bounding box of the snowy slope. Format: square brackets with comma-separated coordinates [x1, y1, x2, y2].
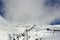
[0, 16, 60, 40]
[28, 25, 60, 40]
[0, 24, 60, 40]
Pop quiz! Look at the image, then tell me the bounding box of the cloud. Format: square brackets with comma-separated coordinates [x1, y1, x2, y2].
[1, 0, 60, 25]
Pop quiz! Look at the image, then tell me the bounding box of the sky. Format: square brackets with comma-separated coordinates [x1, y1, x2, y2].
[0, 0, 60, 25]
[45, 0, 60, 25]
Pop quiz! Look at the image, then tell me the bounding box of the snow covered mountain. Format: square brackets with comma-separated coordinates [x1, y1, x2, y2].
[0, 0, 60, 40]
[0, 24, 60, 40]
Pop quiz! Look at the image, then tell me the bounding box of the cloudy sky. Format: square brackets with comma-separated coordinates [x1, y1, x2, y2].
[0, 0, 60, 25]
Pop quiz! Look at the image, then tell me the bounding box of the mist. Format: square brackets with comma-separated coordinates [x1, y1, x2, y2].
[1, 0, 60, 25]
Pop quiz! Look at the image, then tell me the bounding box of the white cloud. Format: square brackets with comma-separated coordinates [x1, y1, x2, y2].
[2, 0, 60, 25]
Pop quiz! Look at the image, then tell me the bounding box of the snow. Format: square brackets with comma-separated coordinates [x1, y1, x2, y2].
[0, 24, 60, 40]
[0, 16, 60, 40]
